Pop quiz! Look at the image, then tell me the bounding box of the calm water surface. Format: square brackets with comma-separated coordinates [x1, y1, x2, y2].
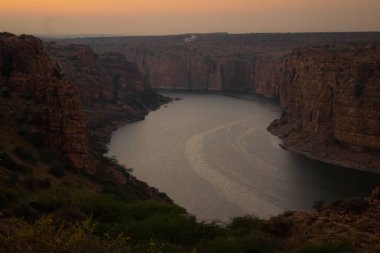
[109, 93, 380, 221]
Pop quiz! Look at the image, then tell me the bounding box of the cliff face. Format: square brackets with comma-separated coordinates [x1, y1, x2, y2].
[55, 33, 380, 171]
[0, 33, 94, 173]
[269, 44, 380, 170]
[44, 42, 169, 134]
[59, 32, 380, 93]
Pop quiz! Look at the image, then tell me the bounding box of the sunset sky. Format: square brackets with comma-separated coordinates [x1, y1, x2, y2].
[1, 0, 379, 35]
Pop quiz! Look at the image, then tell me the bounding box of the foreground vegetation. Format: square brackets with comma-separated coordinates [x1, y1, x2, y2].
[0, 84, 366, 253]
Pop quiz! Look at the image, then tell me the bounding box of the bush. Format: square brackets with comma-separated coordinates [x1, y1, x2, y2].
[0, 216, 129, 253]
[6, 173, 19, 186]
[41, 150, 76, 172]
[12, 203, 41, 221]
[30, 113, 43, 126]
[24, 176, 51, 191]
[0, 187, 19, 208]
[17, 129, 45, 147]
[339, 198, 369, 214]
[48, 163, 65, 178]
[197, 237, 274, 253]
[27, 131, 45, 147]
[293, 242, 354, 253]
[13, 147, 36, 164]
[265, 216, 293, 238]
[1, 88, 10, 98]
[15, 111, 28, 124]
[228, 215, 266, 235]
[0, 152, 32, 173]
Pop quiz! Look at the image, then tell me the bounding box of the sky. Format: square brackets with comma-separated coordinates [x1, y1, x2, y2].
[1, 0, 380, 35]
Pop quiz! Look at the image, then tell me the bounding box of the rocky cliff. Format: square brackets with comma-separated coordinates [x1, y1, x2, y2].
[53, 33, 380, 171]
[269, 43, 380, 171]
[0, 33, 94, 173]
[58, 32, 380, 93]
[44, 42, 170, 139]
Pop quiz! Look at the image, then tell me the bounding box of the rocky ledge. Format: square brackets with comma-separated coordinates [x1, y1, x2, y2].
[0, 32, 95, 173]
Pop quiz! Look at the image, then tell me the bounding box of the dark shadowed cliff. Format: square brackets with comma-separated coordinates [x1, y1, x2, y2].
[44, 42, 170, 142]
[0, 32, 94, 173]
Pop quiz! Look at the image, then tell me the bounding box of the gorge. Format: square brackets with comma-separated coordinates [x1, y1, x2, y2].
[61, 32, 380, 172]
[108, 92, 380, 221]
[1, 32, 380, 253]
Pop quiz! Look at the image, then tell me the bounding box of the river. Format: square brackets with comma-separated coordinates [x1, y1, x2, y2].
[108, 92, 380, 221]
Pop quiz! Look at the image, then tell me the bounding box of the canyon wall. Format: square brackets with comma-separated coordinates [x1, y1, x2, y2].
[0, 33, 94, 173]
[44, 42, 170, 136]
[59, 33, 380, 94]
[57, 33, 380, 171]
[269, 44, 380, 170]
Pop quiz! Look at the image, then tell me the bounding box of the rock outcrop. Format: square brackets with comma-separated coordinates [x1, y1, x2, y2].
[284, 187, 380, 253]
[269, 44, 380, 171]
[0, 33, 94, 173]
[44, 42, 170, 139]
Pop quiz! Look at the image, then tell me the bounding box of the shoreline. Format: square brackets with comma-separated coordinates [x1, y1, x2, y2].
[156, 88, 380, 174]
[280, 143, 380, 174]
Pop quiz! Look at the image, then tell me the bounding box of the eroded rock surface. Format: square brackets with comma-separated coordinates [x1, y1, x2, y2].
[0, 33, 94, 173]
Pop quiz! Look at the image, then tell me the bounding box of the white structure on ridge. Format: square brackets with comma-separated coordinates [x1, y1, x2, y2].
[185, 34, 198, 43]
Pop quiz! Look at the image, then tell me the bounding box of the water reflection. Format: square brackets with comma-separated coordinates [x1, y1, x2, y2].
[108, 93, 380, 221]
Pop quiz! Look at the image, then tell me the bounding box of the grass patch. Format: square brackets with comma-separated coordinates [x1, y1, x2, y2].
[0, 215, 129, 253]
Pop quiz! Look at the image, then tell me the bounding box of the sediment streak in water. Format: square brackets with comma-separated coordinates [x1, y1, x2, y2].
[185, 118, 282, 218]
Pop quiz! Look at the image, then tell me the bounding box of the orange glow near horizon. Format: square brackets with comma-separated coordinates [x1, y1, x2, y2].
[3, 0, 246, 15]
[1, 0, 379, 35]
[0, 0, 361, 15]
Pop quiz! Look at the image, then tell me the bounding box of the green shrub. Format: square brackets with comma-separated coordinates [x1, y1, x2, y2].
[48, 163, 65, 178]
[27, 131, 45, 147]
[17, 129, 45, 147]
[265, 216, 293, 238]
[5, 173, 19, 186]
[12, 203, 40, 221]
[13, 146, 36, 164]
[41, 150, 75, 172]
[0, 152, 32, 173]
[29, 191, 63, 212]
[1, 88, 10, 97]
[293, 242, 354, 253]
[228, 215, 266, 235]
[15, 111, 28, 124]
[197, 237, 274, 253]
[0, 216, 129, 253]
[24, 176, 51, 190]
[102, 182, 132, 201]
[0, 187, 19, 208]
[30, 113, 43, 126]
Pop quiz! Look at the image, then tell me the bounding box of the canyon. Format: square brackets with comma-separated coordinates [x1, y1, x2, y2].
[44, 42, 170, 142]
[60, 32, 380, 172]
[0, 32, 380, 252]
